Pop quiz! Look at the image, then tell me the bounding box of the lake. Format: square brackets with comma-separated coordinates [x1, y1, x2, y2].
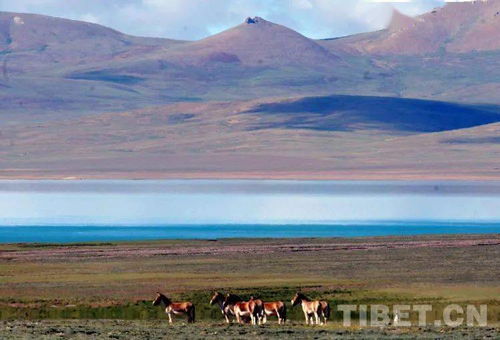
[0, 180, 499, 243]
[1, 223, 500, 243]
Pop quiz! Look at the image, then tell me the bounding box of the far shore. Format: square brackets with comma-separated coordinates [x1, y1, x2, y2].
[1, 170, 500, 181]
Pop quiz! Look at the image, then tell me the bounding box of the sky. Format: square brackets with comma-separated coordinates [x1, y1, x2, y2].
[0, 0, 470, 40]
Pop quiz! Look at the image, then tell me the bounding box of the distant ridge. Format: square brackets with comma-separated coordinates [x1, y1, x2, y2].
[324, 0, 500, 55]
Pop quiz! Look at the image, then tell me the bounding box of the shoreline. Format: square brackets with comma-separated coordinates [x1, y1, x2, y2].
[1, 170, 500, 181]
[2, 234, 499, 256]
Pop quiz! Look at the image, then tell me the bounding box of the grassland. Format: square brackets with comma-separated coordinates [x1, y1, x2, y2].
[0, 234, 499, 338]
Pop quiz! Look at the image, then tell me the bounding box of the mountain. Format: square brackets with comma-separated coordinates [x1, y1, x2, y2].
[0, 13, 353, 119]
[0, 12, 182, 73]
[323, 0, 500, 55]
[64, 16, 345, 99]
[0, 6, 499, 180]
[0, 12, 340, 74]
[163, 17, 339, 67]
[1, 9, 498, 117]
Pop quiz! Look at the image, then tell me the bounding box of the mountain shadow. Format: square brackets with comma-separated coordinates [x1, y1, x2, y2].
[245, 95, 500, 133]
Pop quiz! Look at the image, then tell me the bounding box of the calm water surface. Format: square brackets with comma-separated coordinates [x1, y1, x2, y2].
[0, 180, 499, 243]
[1, 223, 499, 243]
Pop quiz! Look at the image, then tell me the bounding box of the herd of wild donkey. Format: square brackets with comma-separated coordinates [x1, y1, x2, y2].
[152, 291, 330, 325]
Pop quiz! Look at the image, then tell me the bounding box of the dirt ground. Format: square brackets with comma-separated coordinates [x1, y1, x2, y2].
[1, 320, 499, 340]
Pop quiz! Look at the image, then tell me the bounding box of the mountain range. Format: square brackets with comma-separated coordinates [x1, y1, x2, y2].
[325, 0, 500, 55]
[0, 1, 499, 179]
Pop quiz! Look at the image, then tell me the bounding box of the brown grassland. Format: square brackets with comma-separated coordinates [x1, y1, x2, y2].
[0, 234, 499, 339]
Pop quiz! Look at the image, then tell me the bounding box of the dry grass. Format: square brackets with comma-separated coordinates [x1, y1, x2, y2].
[1, 234, 499, 338]
[1, 235, 498, 303]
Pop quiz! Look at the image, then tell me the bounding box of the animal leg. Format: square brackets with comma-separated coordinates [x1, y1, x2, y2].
[304, 311, 309, 325]
[168, 312, 173, 324]
[188, 308, 195, 323]
[314, 312, 321, 325]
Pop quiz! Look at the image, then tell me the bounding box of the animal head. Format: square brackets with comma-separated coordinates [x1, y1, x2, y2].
[210, 292, 223, 305]
[291, 292, 305, 306]
[222, 293, 241, 309]
[152, 292, 163, 306]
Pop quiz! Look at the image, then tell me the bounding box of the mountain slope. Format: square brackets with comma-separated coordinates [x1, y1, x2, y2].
[0, 12, 183, 73]
[1, 95, 499, 179]
[323, 1, 500, 55]
[245, 95, 500, 133]
[162, 17, 340, 67]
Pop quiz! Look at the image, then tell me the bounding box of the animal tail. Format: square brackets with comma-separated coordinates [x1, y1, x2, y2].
[324, 303, 330, 320]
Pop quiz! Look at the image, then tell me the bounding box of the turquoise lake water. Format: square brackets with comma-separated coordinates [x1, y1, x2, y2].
[1, 223, 499, 243]
[0, 180, 499, 243]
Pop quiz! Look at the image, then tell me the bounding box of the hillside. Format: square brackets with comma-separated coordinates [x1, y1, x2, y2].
[166, 17, 339, 67]
[1, 95, 499, 179]
[322, 1, 500, 55]
[0, 12, 182, 73]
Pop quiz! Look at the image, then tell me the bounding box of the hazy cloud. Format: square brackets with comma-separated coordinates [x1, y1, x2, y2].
[0, 0, 447, 40]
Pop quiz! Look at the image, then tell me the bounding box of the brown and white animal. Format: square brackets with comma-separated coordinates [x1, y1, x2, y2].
[291, 292, 330, 325]
[209, 292, 244, 323]
[152, 292, 195, 324]
[262, 301, 287, 324]
[225, 296, 264, 325]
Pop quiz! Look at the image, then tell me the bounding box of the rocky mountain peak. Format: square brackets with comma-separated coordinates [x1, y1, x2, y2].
[245, 16, 264, 24]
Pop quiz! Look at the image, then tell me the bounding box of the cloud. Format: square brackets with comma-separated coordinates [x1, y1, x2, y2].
[0, 0, 446, 40]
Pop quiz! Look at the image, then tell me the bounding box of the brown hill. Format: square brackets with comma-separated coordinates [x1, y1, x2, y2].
[164, 17, 340, 67]
[323, 0, 500, 55]
[0, 12, 182, 73]
[0, 10, 498, 126]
